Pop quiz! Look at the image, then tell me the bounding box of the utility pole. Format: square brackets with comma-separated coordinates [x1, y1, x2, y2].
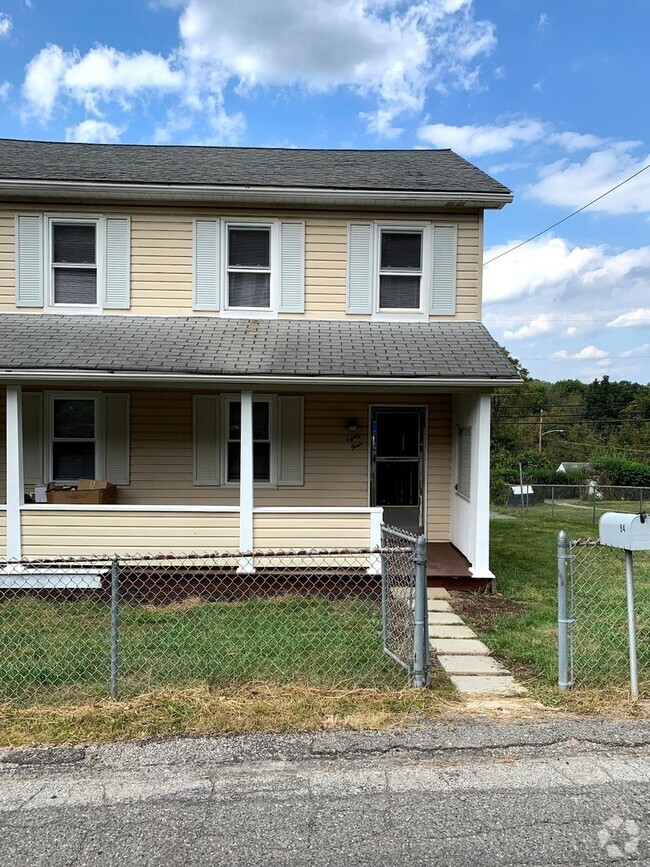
[538, 408, 544, 454]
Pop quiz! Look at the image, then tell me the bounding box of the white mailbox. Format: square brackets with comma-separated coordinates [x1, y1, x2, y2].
[599, 512, 650, 551]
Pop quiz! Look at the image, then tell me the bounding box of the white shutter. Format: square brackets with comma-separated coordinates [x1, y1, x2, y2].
[278, 396, 304, 486]
[431, 225, 457, 315]
[194, 220, 220, 311]
[104, 394, 130, 485]
[22, 392, 44, 486]
[193, 395, 220, 485]
[104, 217, 131, 309]
[279, 221, 305, 313]
[16, 215, 44, 307]
[346, 223, 373, 314]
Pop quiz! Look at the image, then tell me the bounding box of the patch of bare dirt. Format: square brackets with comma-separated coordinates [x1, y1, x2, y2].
[450, 591, 526, 632]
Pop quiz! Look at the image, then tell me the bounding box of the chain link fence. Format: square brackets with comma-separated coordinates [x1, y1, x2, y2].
[558, 536, 650, 693]
[0, 540, 427, 705]
[501, 483, 649, 528]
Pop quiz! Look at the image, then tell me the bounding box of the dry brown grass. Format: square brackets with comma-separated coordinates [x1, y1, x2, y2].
[0, 682, 460, 748]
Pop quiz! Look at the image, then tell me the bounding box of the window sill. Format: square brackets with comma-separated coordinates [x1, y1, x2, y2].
[220, 309, 279, 319]
[455, 490, 471, 503]
[44, 306, 103, 316]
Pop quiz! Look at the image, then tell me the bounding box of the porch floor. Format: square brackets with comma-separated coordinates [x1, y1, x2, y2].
[426, 543, 491, 592]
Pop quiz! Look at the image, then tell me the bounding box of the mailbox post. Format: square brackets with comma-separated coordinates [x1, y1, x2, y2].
[599, 512, 650, 701]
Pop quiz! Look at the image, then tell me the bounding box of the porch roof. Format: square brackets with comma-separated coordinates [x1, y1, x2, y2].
[0, 315, 520, 385]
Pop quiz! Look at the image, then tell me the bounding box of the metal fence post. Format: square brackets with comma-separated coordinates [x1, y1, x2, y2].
[110, 556, 120, 700]
[557, 531, 571, 692]
[624, 549, 640, 701]
[412, 535, 428, 689]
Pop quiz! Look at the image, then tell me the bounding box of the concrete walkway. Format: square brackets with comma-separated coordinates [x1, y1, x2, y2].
[427, 588, 527, 696]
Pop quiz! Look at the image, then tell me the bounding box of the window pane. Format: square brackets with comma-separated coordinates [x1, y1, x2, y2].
[380, 232, 421, 270]
[53, 268, 97, 305]
[376, 412, 420, 458]
[379, 274, 420, 309]
[229, 228, 270, 268]
[53, 224, 96, 264]
[227, 442, 240, 482]
[376, 461, 419, 506]
[228, 272, 271, 308]
[53, 399, 95, 438]
[229, 402, 241, 441]
[253, 402, 269, 440]
[253, 443, 271, 482]
[52, 442, 95, 481]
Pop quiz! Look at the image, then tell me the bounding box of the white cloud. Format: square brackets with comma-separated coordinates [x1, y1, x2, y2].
[607, 308, 650, 328]
[537, 12, 548, 29]
[552, 345, 608, 360]
[533, 80, 544, 93]
[0, 81, 10, 101]
[621, 343, 650, 358]
[529, 144, 650, 214]
[177, 0, 497, 136]
[65, 119, 124, 143]
[417, 118, 545, 155]
[548, 131, 603, 151]
[503, 312, 595, 341]
[23, 44, 183, 120]
[0, 13, 11, 36]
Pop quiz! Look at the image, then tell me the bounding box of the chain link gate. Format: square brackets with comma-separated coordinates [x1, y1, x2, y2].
[380, 525, 430, 687]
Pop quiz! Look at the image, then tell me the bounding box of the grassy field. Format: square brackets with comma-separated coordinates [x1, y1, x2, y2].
[454, 507, 650, 706]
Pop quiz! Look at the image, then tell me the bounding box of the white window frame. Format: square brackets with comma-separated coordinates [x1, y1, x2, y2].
[372, 222, 431, 321]
[221, 219, 279, 318]
[44, 215, 105, 315]
[221, 395, 278, 487]
[44, 391, 105, 484]
[456, 425, 471, 501]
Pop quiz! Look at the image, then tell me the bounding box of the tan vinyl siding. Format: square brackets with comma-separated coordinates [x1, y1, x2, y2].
[21, 509, 239, 556]
[0, 203, 480, 319]
[253, 513, 371, 549]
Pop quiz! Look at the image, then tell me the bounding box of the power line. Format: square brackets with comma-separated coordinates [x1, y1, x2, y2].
[483, 160, 650, 267]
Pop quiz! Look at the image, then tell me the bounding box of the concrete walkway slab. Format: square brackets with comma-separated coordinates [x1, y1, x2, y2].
[427, 612, 464, 626]
[426, 588, 451, 600]
[450, 675, 528, 696]
[438, 655, 509, 676]
[428, 624, 477, 639]
[427, 600, 453, 612]
[430, 637, 491, 656]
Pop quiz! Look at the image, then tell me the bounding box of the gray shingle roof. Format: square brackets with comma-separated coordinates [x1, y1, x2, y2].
[0, 139, 510, 195]
[0, 316, 519, 381]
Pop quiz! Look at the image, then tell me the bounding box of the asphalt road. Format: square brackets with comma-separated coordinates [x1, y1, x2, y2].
[2, 719, 650, 866]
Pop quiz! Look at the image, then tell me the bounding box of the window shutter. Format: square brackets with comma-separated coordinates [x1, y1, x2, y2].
[16, 215, 44, 307]
[193, 395, 220, 485]
[104, 394, 130, 485]
[279, 221, 305, 313]
[194, 220, 220, 311]
[278, 396, 304, 486]
[431, 225, 457, 315]
[346, 223, 373, 314]
[105, 217, 131, 309]
[22, 392, 44, 486]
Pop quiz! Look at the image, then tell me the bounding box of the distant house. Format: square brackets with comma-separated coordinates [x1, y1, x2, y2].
[556, 462, 590, 474]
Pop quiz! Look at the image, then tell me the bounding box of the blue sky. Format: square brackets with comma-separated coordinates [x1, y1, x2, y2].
[0, 0, 649, 384]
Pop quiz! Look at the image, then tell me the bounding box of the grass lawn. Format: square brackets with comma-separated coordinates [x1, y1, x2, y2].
[454, 507, 650, 708]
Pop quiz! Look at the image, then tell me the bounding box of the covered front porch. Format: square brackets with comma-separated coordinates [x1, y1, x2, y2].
[0, 381, 493, 584]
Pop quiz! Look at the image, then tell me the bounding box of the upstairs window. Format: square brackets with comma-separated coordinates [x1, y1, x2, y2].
[227, 226, 272, 309]
[379, 230, 423, 310]
[51, 221, 98, 306]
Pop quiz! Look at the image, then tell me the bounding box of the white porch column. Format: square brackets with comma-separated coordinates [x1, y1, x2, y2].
[472, 393, 492, 577]
[6, 385, 23, 560]
[238, 390, 254, 570]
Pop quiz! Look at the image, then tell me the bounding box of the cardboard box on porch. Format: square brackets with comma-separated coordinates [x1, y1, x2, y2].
[46, 479, 117, 505]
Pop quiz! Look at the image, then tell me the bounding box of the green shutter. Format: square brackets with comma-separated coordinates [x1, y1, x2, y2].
[193, 395, 220, 485]
[104, 394, 130, 485]
[278, 396, 304, 486]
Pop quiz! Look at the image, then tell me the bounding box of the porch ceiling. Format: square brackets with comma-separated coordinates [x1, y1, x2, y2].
[0, 315, 520, 386]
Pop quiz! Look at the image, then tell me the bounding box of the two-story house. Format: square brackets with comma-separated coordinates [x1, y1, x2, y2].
[0, 139, 519, 583]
